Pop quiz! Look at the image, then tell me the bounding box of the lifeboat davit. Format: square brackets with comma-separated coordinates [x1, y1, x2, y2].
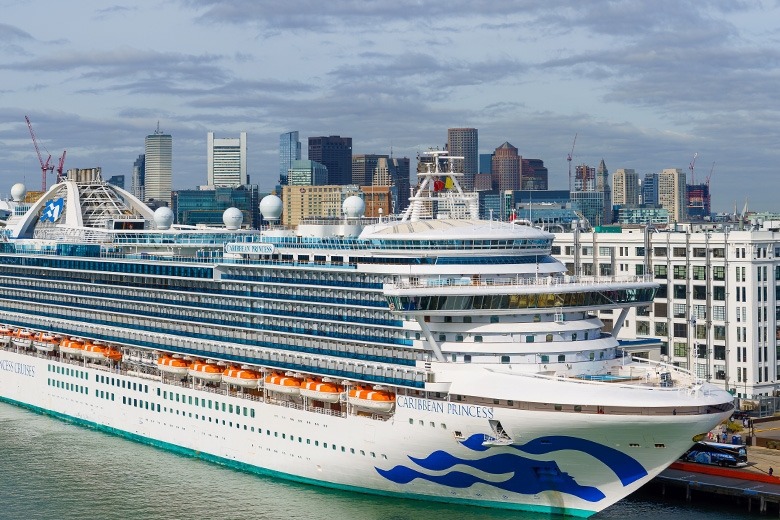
[223, 367, 261, 388]
[103, 347, 123, 362]
[264, 373, 301, 395]
[59, 338, 85, 357]
[157, 356, 189, 376]
[11, 329, 34, 348]
[348, 386, 396, 413]
[189, 361, 223, 383]
[299, 379, 343, 403]
[33, 332, 60, 353]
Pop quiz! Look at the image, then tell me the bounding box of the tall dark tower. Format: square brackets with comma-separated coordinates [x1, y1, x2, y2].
[447, 128, 478, 191]
[308, 136, 352, 185]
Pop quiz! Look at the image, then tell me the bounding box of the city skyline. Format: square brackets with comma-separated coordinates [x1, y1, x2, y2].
[0, 2, 778, 212]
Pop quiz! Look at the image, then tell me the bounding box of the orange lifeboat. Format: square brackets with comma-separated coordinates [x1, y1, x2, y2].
[59, 338, 85, 357]
[83, 342, 109, 360]
[189, 361, 223, 383]
[0, 325, 13, 345]
[11, 329, 34, 348]
[299, 378, 343, 403]
[157, 356, 189, 376]
[223, 367, 261, 388]
[263, 373, 302, 395]
[103, 346, 123, 362]
[348, 386, 395, 413]
[33, 332, 60, 353]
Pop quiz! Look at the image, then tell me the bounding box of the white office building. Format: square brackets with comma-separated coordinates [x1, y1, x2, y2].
[208, 132, 247, 186]
[552, 221, 780, 399]
[144, 128, 172, 206]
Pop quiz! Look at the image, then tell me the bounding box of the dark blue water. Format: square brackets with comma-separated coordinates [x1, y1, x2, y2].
[0, 402, 756, 519]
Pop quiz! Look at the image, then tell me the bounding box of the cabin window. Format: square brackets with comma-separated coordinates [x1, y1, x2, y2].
[456, 335, 464, 342]
[572, 333, 577, 341]
[526, 336, 535, 343]
[490, 316, 499, 323]
[558, 354, 566, 362]
[589, 352, 595, 360]
[540, 355, 549, 363]
[501, 355, 510, 364]
[464, 316, 472, 323]
[439, 334, 446, 342]
[474, 335, 483, 343]
[464, 355, 471, 363]
[546, 334, 553, 342]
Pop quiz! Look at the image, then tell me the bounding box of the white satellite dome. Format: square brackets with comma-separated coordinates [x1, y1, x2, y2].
[153, 206, 174, 230]
[223, 207, 243, 230]
[259, 195, 283, 220]
[11, 183, 27, 202]
[342, 196, 365, 218]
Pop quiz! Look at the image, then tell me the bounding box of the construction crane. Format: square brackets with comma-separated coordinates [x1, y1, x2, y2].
[567, 133, 577, 192]
[706, 161, 715, 189]
[56, 151, 67, 183]
[688, 152, 698, 184]
[25, 115, 54, 192]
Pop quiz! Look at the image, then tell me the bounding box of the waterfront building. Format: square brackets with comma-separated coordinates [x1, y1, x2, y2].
[360, 185, 392, 218]
[570, 191, 608, 227]
[474, 173, 493, 191]
[132, 154, 145, 201]
[447, 128, 478, 190]
[521, 159, 549, 190]
[144, 126, 172, 206]
[352, 154, 388, 187]
[553, 221, 780, 398]
[288, 160, 328, 186]
[281, 184, 361, 227]
[207, 132, 247, 186]
[658, 168, 687, 223]
[107, 175, 125, 190]
[479, 153, 494, 174]
[615, 204, 670, 226]
[308, 136, 352, 185]
[643, 173, 659, 205]
[279, 131, 301, 184]
[492, 142, 520, 191]
[613, 169, 640, 206]
[172, 184, 260, 228]
[372, 157, 411, 213]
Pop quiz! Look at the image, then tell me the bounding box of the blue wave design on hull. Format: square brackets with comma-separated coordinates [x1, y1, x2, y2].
[377, 452, 605, 502]
[376, 433, 647, 502]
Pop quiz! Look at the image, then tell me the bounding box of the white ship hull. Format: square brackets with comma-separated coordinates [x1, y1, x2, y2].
[0, 350, 730, 517]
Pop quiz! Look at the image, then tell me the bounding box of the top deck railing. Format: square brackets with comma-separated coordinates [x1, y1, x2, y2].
[387, 273, 654, 290]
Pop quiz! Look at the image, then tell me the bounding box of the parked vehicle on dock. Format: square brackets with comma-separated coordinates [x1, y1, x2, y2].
[683, 441, 748, 467]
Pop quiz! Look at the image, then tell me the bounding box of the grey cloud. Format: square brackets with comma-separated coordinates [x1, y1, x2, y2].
[0, 23, 34, 42]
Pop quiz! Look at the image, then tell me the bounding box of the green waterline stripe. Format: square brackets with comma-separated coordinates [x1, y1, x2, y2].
[0, 395, 595, 518]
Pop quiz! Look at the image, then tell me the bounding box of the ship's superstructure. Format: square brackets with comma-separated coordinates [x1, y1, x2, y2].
[0, 156, 733, 517]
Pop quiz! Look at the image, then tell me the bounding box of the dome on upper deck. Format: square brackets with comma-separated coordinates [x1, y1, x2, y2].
[342, 196, 365, 218]
[11, 183, 26, 202]
[260, 195, 283, 220]
[154, 207, 174, 230]
[223, 207, 243, 230]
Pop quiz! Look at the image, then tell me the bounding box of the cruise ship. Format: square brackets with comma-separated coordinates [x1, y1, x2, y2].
[0, 152, 733, 517]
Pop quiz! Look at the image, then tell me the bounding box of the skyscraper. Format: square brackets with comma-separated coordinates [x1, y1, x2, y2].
[279, 131, 301, 184]
[308, 136, 352, 185]
[352, 154, 388, 186]
[491, 142, 520, 191]
[596, 159, 612, 225]
[288, 160, 328, 186]
[207, 132, 247, 186]
[612, 169, 639, 206]
[642, 172, 659, 205]
[447, 128, 478, 190]
[372, 157, 411, 213]
[132, 154, 145, 201]
[144, 126, 172, 206]
[521, 159, 548, 190]
[658, 168, 687, 222]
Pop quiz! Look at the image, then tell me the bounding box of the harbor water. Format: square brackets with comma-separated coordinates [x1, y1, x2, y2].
[0, 401, 755, 520]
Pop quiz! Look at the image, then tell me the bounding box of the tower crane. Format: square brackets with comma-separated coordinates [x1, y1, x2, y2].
[688, 152, 698, 184]
[56, 151, 67, 183]
[706, 161, 714, 189]
[567, 133, 577, 192]
[25, 115, 54, 192]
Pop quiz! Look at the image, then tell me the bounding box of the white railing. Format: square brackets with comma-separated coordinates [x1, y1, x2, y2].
[387, 273, 653, 291]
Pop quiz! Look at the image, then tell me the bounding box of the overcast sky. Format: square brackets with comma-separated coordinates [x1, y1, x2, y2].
[1, 0, 778, 213]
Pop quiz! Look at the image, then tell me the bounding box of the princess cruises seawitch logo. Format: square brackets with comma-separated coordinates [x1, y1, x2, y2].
[375, 434, 648, 502]
[40, 197, 64, 223]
